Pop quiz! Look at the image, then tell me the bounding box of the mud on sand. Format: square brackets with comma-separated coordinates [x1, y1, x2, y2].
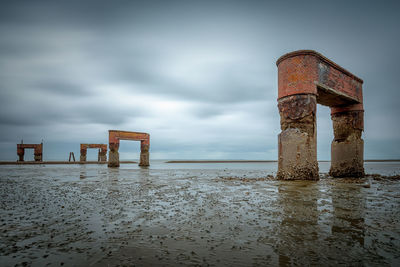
[0, 166, 400, 266]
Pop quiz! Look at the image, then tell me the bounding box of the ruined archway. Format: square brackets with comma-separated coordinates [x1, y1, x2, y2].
[80, 144, 107, 162]
[276, 50, 364, 180]
[108, 130, 150, 167]
[17, 142, 43, 162]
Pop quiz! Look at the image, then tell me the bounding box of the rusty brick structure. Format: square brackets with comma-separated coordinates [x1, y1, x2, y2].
[108, 130, 150, 167]
[17, 142, 43, 162]
[276, 50, 364, 180]
[80, 144, 107, 162]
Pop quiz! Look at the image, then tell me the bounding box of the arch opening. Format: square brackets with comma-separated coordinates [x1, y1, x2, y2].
[17, 142, 43, 162]
[276, 50, 364, 180]
[80, 144, 107, 162]
[108, 130, 150, 167]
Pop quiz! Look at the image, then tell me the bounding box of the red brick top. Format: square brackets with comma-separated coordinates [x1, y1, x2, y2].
[109, 130, 150, 145]
[17, 143, 42, 149]
[276, 50, 363, 84]
[80, 144, 107, 150]
[277, 50, 363, 112]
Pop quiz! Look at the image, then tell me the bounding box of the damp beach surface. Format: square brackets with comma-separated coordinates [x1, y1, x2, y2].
[0, 161, 399, 266]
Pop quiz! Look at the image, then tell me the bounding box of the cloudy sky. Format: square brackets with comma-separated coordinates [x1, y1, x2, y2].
[0, 0, 399, 161]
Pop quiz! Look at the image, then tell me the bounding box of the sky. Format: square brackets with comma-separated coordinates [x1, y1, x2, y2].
[0, 0, 399, 161]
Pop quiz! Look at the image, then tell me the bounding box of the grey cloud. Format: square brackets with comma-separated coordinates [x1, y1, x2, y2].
[0, 0, 399, 160]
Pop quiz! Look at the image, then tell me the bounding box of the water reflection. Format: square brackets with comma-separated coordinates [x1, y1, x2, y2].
[80, 169, 86, 179]
[330, 182, 365, 251]
[277, 181, 320, 265]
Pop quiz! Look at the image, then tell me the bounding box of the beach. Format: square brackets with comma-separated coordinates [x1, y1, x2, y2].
[0, 161, 399, 266]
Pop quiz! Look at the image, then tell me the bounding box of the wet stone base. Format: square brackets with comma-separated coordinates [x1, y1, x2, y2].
[277, 95, 318, 180]
[108, 151, 119, 167]
[139, 152, 150, 166]
[330, 111, 364, 177]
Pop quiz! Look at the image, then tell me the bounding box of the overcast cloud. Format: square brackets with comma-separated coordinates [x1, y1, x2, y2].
[0, 0, 399, 160]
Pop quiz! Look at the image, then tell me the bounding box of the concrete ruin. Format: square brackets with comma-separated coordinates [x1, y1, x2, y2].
[108, 130, 150, 167]
[276, 50, 364, 180]
[80, 144, 107, 162]
[17, 142, 43, 162]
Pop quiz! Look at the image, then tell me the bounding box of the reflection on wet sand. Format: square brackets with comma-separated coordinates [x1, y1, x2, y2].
[0, 165, 399, 266]
[277, 181, 320, 266]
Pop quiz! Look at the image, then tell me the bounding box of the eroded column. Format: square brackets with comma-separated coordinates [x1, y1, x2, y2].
[34, 150, 42, 161]
[99, 148, 107, 162]
[277, 94, 319, 180]
[17, 148, 24, 162]
[330, 110, 364, 177]
[139, 141, 150, 166]
[80, 147, 87, 162]
[108, 143, 120, 167]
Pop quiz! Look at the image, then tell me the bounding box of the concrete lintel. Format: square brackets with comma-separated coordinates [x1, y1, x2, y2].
[315, 82, 360, 107]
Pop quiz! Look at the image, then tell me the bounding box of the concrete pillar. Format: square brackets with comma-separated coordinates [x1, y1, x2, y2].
[277, 94, 319, 180]
[34, 151, 42, 161]
[330, 110, 364, 177]
[17, 150, 24, 162]
[108, 143, 120, 167]
[80, 148, 87, 162]
[99, 149, 107, 162]
[139, 142, 150, 166]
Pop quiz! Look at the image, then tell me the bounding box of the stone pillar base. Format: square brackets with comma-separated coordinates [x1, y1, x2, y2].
[330, 138, 364, 177]
[277, 128, 319, 180]
[108, 150, 119, 167]
[139, 152, 149, 166]
[330, 110, 364, 178]
[277, 94, 318, 180]
[34, 155, 42, 162]
[99, 155, 107, 162]
[80, 155, 86, 162]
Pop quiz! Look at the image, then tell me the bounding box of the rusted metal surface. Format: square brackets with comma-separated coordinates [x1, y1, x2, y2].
[108, 130, 150, 167]
[17, 143, 43, 162]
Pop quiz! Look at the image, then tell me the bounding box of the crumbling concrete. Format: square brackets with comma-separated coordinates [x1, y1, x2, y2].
[17, 142, 43, 162]
[108, 130, 150, 167]
[276, 50, 364, 179]
[80, 144, 107, 162]
[277, 94, 319, 180]
[330, 111, 364, 177]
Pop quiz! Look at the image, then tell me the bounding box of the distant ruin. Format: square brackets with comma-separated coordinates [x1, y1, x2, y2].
[80, 144, 107, 162]
[17, 142, 43, 162]
[108, 130, 150, 167]
[276, 50, 364, 180]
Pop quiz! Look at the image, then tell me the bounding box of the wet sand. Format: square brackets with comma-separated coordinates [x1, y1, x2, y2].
[0, 164, 399, 266]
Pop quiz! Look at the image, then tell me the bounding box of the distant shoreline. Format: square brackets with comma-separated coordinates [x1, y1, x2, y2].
[0, 159, 399, 165]
[0, 161, 137, 165]
[165, 159, 400, 163]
